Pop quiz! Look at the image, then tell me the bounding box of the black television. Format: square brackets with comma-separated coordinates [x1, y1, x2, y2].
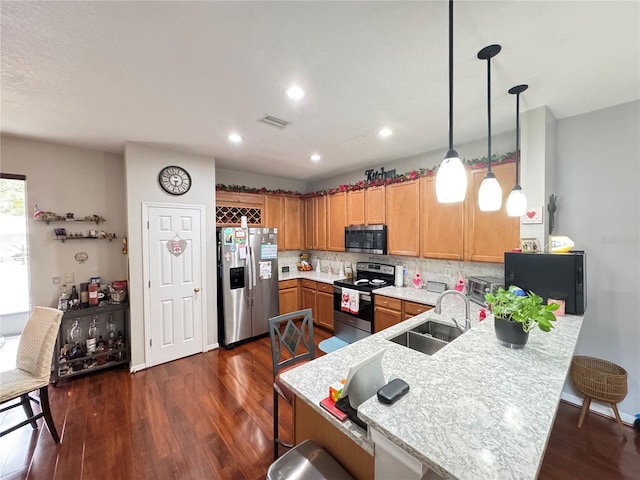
[504, 251, 586, 315]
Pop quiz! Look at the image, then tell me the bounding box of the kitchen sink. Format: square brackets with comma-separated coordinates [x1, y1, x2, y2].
[387, 320, 464, 356]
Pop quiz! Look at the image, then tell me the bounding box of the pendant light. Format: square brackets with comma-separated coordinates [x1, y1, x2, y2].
[436, 0, 467, 203]
[506, 84, 529, 216]
[477, 44, 502, 212]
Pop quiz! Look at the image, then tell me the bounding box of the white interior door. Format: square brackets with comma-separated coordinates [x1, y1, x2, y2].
[145, 204, 204, 367]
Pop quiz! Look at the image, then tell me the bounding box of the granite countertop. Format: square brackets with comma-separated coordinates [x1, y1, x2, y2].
[280, 309, 584, 480]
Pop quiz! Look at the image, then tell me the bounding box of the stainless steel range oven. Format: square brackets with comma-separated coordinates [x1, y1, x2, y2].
[333, 263, 395, 343]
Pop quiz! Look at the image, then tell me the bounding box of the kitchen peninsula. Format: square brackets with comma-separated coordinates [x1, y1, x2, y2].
[280, 307, 584, 480]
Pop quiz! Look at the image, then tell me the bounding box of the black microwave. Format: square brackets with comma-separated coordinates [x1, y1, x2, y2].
[345, 225, 387, 255]
[504, 251, 586, 315]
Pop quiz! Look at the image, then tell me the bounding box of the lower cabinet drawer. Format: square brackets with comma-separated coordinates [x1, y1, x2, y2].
[316, 282, 333, 294]
[374, 295, 402, 311]
[300, 279, 316, 289]
[404, 301, 433, 317]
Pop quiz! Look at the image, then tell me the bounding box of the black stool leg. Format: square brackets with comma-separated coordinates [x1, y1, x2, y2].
[39, 386, 60, 443]
[20, 394, 38, 429]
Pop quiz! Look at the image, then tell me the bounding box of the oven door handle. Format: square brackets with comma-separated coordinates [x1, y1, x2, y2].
[333, 286, 371, 302]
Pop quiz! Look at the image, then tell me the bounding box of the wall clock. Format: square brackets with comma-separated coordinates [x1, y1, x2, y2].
[158, 165, 192, 195]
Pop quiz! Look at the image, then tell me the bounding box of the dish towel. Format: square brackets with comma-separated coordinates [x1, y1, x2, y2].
[341, 288, 360, 314]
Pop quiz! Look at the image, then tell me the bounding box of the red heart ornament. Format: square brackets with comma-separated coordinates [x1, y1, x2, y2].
[526, 211, 536, 219]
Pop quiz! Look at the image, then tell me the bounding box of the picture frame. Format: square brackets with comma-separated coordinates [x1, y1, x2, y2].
[520, 237, 541, 253]
[54, 228, 67, 238]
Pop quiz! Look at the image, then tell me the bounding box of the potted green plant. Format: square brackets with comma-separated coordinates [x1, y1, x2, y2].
[485, 286, 559, 348]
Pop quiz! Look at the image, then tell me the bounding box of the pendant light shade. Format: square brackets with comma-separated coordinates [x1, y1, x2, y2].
[436, 0, 467, 203]
[478, 171, 503, 211]
[506, 84, 529, 217]
[477, 44, 502, 212]
[436, 149, 467, 202]
[506, 185, 527, 216]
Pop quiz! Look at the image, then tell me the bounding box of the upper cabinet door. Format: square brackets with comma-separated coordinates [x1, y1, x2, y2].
[264, 195, 285, 250]
[315, 196, 327, 250]
[466, 163, 520, 263]
[420, 176, 465, 260]
[365, 186, 385, 225]
[386, 180, 420, 256]
[327, 192, 346, 251]
[347, 190, 365, 226]
[304, 197, 315, 250]
[284, 196, 304, 250]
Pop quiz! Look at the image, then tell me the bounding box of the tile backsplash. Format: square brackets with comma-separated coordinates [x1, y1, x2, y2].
[279, 250, 503, 289]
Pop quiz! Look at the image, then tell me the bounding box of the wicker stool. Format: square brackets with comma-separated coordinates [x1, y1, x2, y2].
[570, 356, 628, 432]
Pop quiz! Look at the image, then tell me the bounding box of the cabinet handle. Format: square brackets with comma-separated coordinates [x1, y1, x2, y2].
[194, 287, 201, 293]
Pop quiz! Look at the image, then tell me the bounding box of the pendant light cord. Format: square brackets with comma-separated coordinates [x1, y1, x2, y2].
[448, 0, 454, 151]
[515, 92, 520, 186]
[487, 56, 492, 173]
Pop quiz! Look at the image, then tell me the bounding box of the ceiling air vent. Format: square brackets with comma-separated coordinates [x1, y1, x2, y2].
[258, 115, 291, 129]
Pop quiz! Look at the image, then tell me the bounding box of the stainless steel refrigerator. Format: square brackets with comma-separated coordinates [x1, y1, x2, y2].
[217, 226, 279, 347]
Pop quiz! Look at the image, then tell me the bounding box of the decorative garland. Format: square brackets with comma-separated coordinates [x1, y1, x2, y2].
[216, 151, 516, 197]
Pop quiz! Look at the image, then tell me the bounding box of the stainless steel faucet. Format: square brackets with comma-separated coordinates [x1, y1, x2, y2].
[434, 290, 471, 332]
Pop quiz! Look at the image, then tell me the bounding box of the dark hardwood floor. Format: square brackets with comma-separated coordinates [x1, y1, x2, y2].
[1, 327, 638, 479]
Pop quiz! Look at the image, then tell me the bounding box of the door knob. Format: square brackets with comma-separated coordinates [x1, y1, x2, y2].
[194, 287, 201, 293]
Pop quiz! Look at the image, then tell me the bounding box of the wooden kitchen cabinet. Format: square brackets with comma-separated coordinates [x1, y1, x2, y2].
[299, 280, 333, 331]
[403, 301, 433, 320]
[315, 283, 334, 331]
[303, 197, 315, 250]
[420, 175, 465, 260]
[264, 195, 284, 248]
[466, 163, 520, 263]
[304, 197, 327, 250]
[385, 180, 420, 256]
[374, 295, 403, 333]
[300, 279, 317, 317]
[264, 195, 303, 251]
[365, 186, 385, 225]
[278, 279, 299, 315]
[284, 196, 304, 250]
[347, 190, 366, 225]
[327, 192, 347, 251]
[215, 191, 264, 226]
[347, 187, 386, 226]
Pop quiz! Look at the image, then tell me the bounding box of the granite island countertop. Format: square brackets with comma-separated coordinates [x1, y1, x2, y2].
[280, 309, 584, 480]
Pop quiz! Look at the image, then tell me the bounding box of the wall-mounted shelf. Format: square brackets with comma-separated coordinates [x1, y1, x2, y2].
[55, 236, 116, 243]
[35, 213, 105, 224]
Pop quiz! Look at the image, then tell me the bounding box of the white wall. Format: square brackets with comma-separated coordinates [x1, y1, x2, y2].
[1, 135, 128, 313]
[124, 142, 217, 369]
[309, 131, 515, 192]
[556, 100, 639, 418]
[216, 167, 307, 193]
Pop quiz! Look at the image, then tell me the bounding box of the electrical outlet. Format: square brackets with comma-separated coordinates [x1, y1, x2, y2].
[64, 272, 74, 283]
[444, 268, 452, 277]
[52, 276, 60, 284]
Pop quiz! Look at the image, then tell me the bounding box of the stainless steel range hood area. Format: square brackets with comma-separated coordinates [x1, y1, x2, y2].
[344, 225, 387, 255]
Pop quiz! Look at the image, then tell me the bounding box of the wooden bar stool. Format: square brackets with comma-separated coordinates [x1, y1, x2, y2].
[570, 356, 628, 432]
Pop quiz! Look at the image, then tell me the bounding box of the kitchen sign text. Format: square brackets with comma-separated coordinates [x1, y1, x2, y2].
[364, 167, 396, 183]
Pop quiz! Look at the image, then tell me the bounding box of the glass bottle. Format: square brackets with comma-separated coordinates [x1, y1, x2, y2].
[58, 284, 69, 311]
[95, 336, 107, 365]
[68, 319, 82, 344]
[107, 314, 116, 340]
[88, 316, 99, 338]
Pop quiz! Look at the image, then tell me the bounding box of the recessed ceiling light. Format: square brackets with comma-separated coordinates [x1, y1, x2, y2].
[228, 133, 243, 143]
[378, 127, 393, 137]
[286, 85, 305, 100]
[310, 153, 321, 162]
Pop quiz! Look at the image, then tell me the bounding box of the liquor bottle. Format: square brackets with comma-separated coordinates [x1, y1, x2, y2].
[58, 284, 69, 311]
[69, 285, 79, 308]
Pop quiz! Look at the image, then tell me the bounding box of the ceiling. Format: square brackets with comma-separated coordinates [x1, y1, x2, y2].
[2, 1, 638, 182]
